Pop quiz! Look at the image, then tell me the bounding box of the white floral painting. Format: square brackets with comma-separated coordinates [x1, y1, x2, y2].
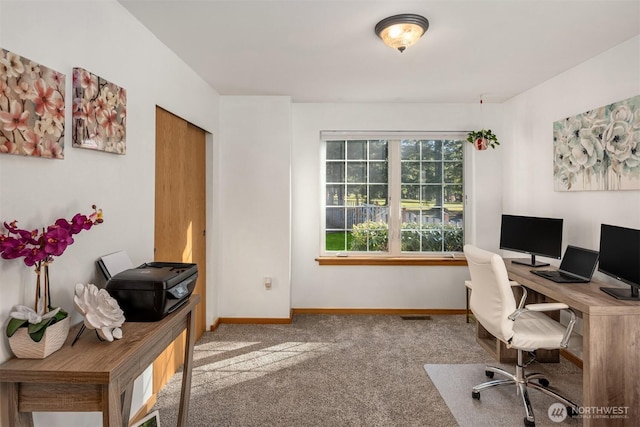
[0, 48, 66, 159]
[72, 67, 126, 154]
[553, 95, 640, 191]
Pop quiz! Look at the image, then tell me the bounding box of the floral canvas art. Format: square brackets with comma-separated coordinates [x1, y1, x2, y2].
[0, 48, 66, 159]
[553, 95, 640, 191]
[72, 67, 126, 154]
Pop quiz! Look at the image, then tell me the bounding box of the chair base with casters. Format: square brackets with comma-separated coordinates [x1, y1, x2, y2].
[471, 344, 579, 427]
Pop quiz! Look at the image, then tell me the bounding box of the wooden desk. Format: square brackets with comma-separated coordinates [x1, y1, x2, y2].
[504, 260, 640, 427]
[0, 294, 200, 427]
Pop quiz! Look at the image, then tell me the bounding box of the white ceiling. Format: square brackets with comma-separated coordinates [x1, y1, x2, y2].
[119, 0, 640, 103]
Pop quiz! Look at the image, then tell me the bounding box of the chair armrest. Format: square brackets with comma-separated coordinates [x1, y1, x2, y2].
[509, 282, 528, 309]
[561, 309, 577, 348]
[524, 302, 569, 312]
[509, 303, 577, 349]
[508, 308, 526, 321]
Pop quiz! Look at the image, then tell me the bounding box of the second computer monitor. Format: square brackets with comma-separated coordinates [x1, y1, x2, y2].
[499, 214, 563, 267]
[598, 223, 640, 300]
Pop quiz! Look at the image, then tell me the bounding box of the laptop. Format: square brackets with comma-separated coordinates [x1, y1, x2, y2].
[531, 245, 599, 283]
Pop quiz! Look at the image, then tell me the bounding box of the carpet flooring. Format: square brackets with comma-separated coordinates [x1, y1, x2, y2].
[151, 314, 583, 426]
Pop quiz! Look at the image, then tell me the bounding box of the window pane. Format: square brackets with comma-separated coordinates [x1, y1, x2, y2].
[326, 207, 345, 229]
[369, 140, 388, 160]
[326, 140, 345, 160]
[326, 162, 344, 183]
[347, 140, 367, 160]
[401, 184, 420, 204]
[401, 162, 420, 183]
[346, 162, 366, 183]
[422, 163, 442, 184]
[347, 184, 367, 205]
[326, 184, 344, 206]
[326, 231, 348, 251]
[421, 228, 443, 252]
[443, 140, 463, 161]
[423, 207, 443, 224]
[401, 207, 421, 225]
[444, 162, 462, 183]
[444, 185, 463, 204]
[444, 224, 463, 251]
[369, 185, 388, 205]
[369, 162, 387, 183]
[421, 140, 442, 160]
[401, 224, 421, 251]
[447, 209, 464, 226]
[401, 140, 419, 160]
[422, 185, 442, 207]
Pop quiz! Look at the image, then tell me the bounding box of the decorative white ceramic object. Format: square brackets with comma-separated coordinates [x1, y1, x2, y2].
[74, 283, 125, 342]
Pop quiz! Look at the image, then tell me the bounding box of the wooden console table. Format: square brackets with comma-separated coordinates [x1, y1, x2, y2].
[0, 294, 200, 427]
[503, 260, 640, 427]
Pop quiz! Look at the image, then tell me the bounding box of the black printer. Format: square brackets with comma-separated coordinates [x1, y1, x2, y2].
[106, 262, 198, 321]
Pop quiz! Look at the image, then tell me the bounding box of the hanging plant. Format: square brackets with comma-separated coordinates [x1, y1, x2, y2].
[467, 129, 500, 150]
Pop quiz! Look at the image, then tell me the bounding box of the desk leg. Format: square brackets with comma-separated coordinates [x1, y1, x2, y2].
[121, 383, 134, 426]
[7, 383, 33, 427]
[466, 287, 471, 323]
[582, 313, 640, 427]
[177, 308, 196, 427]
[102, 382, 124, 427]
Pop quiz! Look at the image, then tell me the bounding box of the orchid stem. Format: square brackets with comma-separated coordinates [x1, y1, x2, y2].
[45, 263, 51, 310]
[34, 261, 41, 312]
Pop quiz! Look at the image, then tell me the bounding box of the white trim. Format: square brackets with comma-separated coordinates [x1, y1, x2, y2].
[388, 140, 401, 254]
[320, 130, 468, 141]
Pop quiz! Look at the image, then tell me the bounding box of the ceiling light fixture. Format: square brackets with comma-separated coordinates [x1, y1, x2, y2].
[375, 14, 429, 53]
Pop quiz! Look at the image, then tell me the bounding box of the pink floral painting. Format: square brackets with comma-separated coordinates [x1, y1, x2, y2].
[0, 48, 66, 159]
[72, 68, 126, 154]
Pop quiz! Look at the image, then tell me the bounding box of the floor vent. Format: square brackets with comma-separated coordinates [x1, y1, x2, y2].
[400, 315, 432, 320]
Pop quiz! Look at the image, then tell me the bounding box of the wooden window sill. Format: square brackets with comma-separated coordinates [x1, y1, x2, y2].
[315, 256, 468, 266]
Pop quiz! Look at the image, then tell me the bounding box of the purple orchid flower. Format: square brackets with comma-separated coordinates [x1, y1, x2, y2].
[43, 226, 74, 256]
[1, 206, 103, 267]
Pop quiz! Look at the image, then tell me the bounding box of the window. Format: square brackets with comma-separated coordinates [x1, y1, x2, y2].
[322, 132, 465, 256]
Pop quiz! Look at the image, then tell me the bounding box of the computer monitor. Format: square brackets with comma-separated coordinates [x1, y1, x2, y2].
[499, 214, 563, 267]
[598, 224, 640, 301]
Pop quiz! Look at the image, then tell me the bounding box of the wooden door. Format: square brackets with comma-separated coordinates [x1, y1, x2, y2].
[154, 106, 207, 393]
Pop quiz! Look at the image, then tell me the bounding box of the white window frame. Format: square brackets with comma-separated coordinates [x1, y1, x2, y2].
[320, 131, 468, 257]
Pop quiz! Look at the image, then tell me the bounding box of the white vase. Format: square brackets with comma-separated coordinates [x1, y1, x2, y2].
[8, 316, 70, 359]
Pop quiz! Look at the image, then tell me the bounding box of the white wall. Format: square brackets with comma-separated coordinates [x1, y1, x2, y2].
[0, 1, 219, 426]
[291, 103, 504, 309]
[217, 96, 292, 318]
[502, 36, 640, 272]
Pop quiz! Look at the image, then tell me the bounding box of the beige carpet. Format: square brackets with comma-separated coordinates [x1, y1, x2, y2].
[424, 363, 583, 426]
[151, 314, 585, 426]
[152, 314, 479, 426]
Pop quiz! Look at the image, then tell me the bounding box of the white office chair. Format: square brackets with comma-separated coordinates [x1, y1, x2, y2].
[464, 244, 579, 427]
